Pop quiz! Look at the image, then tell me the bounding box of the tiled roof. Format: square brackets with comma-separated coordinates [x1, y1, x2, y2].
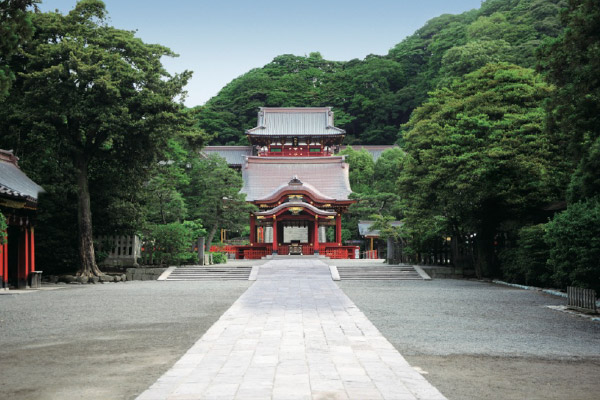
[258, 178, 334, 202]
[201, 146, 253, 166]
[247, 107, 345, 136]
[241, 156, 352, 201]
[339, 145, 401, 162]
[0, 150, 44, 204]
[358, 220, 403, 237]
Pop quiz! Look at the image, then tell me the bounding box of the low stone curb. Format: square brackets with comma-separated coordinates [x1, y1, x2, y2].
[546, 305, 600, 322]
[157, 266, 177, 281]
[413, 265, 432, 280]
[492, 280, 600, 308]
[329, 265, 340, 281]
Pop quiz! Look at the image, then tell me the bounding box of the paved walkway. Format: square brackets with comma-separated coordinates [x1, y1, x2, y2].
[137, 259, 446, 400]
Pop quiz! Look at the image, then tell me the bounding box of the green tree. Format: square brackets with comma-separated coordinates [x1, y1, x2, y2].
[339, 146, 375, 194]
[2, 1, 194, 277]
[499, 224, 551, 286]
[539, 0, 600, 202]
[0, 0, 36, 99]
[545, 199, 600, 293]
[538, 0, 600, 292]
[184, 154, 256, 250]
[399, 63, 561, 277]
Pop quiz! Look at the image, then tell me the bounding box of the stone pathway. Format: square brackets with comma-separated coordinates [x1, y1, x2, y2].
[137, 259, 447, 400]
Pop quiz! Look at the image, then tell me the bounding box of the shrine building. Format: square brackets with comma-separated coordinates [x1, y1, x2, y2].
[0, 150, 44, 289]
[232, 107, 359, 259]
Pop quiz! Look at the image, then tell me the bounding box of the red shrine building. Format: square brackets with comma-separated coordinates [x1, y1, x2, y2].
[0, 150, 44, 289]
[232, 107, 359, 259]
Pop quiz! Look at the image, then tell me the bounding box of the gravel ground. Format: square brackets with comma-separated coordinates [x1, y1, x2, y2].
[338, 279, 600, 400]
[0, 281, 251, 400]
[2, 275, 599, 400]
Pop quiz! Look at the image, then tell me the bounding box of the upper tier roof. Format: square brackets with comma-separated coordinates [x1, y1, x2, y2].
[201, 146, 252, 166]
[240, 156, 352, 201]
[246, 107, 345, 137]
[0, 149, 44, 205]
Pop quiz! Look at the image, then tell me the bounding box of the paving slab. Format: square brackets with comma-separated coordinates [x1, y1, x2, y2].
[137, 258, 446, 400]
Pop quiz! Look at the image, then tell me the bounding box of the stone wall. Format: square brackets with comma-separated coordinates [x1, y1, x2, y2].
[125, 267, 167, 281]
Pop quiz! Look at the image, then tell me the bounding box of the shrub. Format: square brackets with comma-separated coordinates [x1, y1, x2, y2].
[0, 211, 6, 244]
[499, 224, 551, 287]
[211, 252, 227, 264]
[147, 222, 195, 266]
[545, 199, 600, 293]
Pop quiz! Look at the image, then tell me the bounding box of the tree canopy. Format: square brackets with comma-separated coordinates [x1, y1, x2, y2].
[0, 0, 199, 275]
[399, 63, 562, 277]
[195, 0, 567, 146]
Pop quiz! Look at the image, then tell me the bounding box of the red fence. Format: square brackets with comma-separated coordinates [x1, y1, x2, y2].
[364, 250, 378, 259]
[209, 245, 237, 254]
[233, 244, 359, 259]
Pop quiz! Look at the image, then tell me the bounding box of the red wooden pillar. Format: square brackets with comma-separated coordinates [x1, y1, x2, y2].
[29, 227, 35, 273]
[272, 215, 278, 254]
[313, 215, 320, 254]
[18, 227, 29, 289]
[249, 215, 256, 245]
[336, 213, 342, 245]
[0, 240, 6, 289]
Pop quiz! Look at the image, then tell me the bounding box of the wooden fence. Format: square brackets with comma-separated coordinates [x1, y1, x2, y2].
[567, 287, 597, 313]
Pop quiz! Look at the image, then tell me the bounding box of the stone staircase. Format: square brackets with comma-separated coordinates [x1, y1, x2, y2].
[335, 265, 427, 280]
[165, 265, 253, 281]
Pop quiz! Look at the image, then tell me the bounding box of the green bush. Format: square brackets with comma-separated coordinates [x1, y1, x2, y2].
[0, 211, 6, 244]
[211, 252, 227, 264]
[147, 222, 195, 266]
[499, 224, 552, 287]
[545, 199, 600, 293]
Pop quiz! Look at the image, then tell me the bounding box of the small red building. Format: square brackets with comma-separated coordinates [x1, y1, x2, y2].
[234, 107, 358, 259]
[0, 150, 44, 289]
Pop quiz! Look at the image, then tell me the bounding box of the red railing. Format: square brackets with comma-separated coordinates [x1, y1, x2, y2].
[243, 249, 270, 259]
[230, 244, 359, 259]
[364, 250, 378, 259]
[209, 245, 237, 254]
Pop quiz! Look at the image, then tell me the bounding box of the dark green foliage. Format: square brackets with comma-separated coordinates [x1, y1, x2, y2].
[195, 0, 566, 146]
[146, 222, 196, 266]
[0, 211, 6, 244]
[399, 63, 562, 277]
[499, 224, 552, 286]
[0, 0, 36, 99]
[545, 199, 600, 293]
[183, 154, 256, 249]
[211, 252, 227, 264]
[539, 0, 600, 203]
[0, 0, 198, 274]
[339, 147, 375, 194]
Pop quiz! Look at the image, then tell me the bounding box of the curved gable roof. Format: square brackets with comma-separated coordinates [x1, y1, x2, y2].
[240, 156, 352, 201]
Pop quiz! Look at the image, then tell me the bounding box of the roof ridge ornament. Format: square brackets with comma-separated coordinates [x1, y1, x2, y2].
[289, 175, 303, 185]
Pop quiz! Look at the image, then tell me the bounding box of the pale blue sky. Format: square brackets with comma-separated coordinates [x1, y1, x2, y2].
[39, 0, 483, 106]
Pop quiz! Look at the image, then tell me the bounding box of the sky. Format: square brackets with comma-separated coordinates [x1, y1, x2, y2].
[39, 0, 484, 107]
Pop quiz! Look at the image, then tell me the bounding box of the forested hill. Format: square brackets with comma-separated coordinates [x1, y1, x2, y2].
[193, 0, 567, 146]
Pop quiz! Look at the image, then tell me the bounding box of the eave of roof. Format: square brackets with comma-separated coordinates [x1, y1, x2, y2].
[0, 150, 44, 205]
[254, 201, 337, 217]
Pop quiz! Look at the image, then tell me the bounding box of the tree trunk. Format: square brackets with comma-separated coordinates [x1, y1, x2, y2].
[76, 157, 102, 277]
[475, 226, 495, 279]
[205, 224, 217, 251]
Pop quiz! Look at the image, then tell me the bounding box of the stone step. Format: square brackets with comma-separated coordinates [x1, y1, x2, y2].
[336, 265, 425, 280]
[165, 266, 252, 281]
